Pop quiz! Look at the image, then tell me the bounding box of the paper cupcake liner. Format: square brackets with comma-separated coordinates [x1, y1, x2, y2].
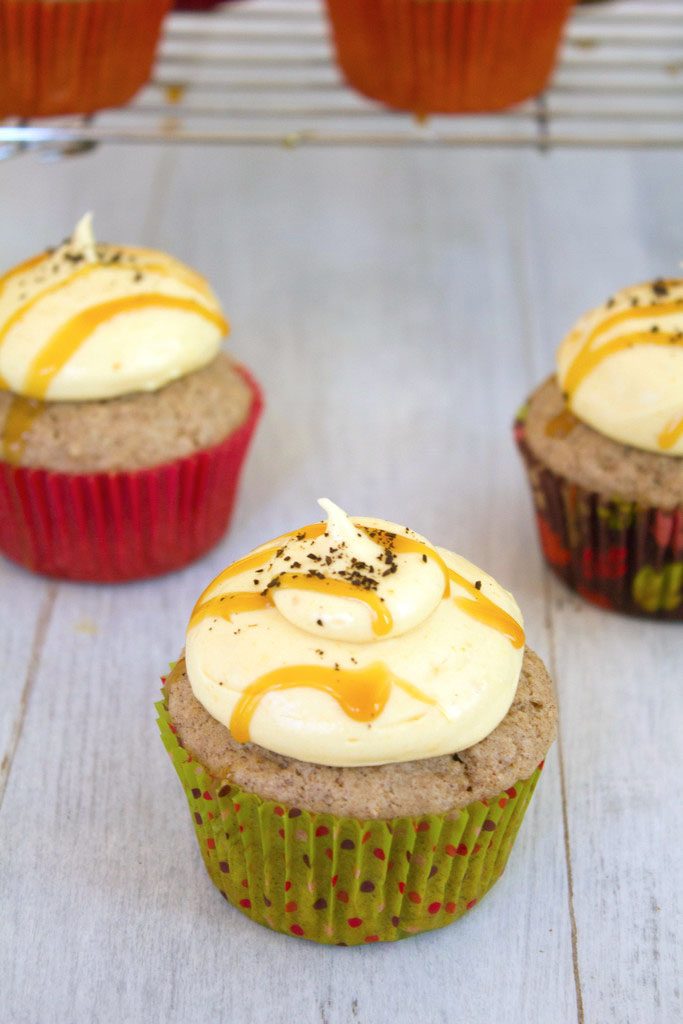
[0, 0, 171, 118]
[514, 409, 683, 620]
[324, 0, 573, 115]
[0, 366, 262, 583]
[157, 688, 544, 945]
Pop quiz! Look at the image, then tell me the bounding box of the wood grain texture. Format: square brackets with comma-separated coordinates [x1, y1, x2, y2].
[0, 136, 680, 1024]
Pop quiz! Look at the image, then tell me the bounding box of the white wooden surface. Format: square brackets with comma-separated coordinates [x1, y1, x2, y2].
[0, 141, 682, 1024]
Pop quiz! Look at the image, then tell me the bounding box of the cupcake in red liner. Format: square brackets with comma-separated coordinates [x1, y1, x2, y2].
[515, 278, 683, 619]
[324, 0, 574, 116]
[158, 499, 557, 944]
[0, 0, 172, 118]
[0, 214, 262, 582]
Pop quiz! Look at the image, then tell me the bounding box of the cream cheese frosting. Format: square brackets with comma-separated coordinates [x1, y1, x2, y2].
[557, 278, 683, 457]
[0, 213, 228, 402]
[185, 500, 525, 768]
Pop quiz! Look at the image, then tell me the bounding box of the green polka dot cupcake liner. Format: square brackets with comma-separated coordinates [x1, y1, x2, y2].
[157, 692, 543, 945]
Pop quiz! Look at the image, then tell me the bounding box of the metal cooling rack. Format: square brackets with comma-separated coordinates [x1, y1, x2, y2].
[1, 0, 682, 158]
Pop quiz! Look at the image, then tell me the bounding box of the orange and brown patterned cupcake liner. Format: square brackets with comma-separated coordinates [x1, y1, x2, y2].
[515, 408, 683, 620]
[324, 0, 574, 115]
[0, 366, 262, 582]
[0, 0, 171, 118]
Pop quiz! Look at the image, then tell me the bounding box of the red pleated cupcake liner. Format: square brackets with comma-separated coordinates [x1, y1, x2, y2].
[0, 366, 263, 583]
[514, 411, 683, 620]
[0, 0, 172, 118]
[324, 0, 574, 115]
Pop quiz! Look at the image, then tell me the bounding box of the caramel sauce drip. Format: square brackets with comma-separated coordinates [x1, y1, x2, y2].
[191, 573, 391, 636]
[658, 414, 683, 451]
[447, 569, 525, 649]
[190, 592, 270, 629]
[545, 407, 578, 439]
[23, 294, 228, 399]
[229, 662, 436, 744]
[192, 522, 524, 649]
[192, 522, 525, 744]
[0, 252, 50, 299]
[564, 299, 683, 399]
[274, 573, 392, 635]
[193, 521, 329, 609]
[1, 395, 43, 465]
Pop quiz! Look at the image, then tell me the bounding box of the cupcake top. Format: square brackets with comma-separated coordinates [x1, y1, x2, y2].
[185, 500, 525, 768]
[0, 214, 227, 402]
[557, 278, 683, 457]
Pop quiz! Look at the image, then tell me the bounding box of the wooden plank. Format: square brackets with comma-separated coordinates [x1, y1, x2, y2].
[522, 147, 683, 1024]
[0, 145, 575, 1023]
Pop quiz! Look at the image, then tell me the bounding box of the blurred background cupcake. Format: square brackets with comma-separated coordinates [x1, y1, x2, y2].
[0, 213, 262, 581]
[0, 0, 171, 117]
[158, 499, 556, 944]
[324, 0, 575, 115]
[515, 278, 683, 619]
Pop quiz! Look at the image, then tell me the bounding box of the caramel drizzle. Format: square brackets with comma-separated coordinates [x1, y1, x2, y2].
[191, 523, 524, 649]
[545, 408, 578, 439]
[564, 299, 683, 399]
[0, 252, 50, 299]
[0, 256, 224, 396]
[658, 414, 683, 451]
[1, 395, 43, 465]
[191, 522, 525, 743]
[229, 662, 437, 744]
[23, 294, 227, 399]
[446, 569, 525, 650]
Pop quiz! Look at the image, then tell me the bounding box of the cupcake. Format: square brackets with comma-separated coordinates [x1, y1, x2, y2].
[515, 278, 683, 618]
[324, 0, 574, 116]
[0, 214, 262, 581]
[0, 0, 171, 118]
[158, 499, 556, 944]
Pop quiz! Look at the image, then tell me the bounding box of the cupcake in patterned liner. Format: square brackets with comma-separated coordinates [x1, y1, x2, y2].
[0, 214, 262, 581]
[157, 499, 556, 944]
[515, 278, 683, 619]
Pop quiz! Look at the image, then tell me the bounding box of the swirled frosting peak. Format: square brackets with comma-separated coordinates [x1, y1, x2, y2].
[185, 500, 526, 768]
[557, 278, 683, 456]
[0, 213, 228, 401]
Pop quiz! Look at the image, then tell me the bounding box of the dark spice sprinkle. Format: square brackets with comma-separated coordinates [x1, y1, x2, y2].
[291, 561, 301, 569]
[475, 580, 482, 590]
[631, 296, 640, 307]
[651, 325, 660, 333]
[316, 619, 323, 627]
[307, 553, 321, 561]
[64, 251, 84, 264]
[605, 297, 615, 309]
[422, 554, 427, 563]
[133, 272, 143, 283]
[452, 753, 463, 763]
[652, 278, 669, 297]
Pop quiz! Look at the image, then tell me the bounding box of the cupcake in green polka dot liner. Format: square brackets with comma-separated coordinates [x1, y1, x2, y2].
[157, 499, 557, 944]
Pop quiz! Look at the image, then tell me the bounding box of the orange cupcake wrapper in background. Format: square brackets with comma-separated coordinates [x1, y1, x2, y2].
[324, 0, 574, 115]
[0, 365, 263, 582]
[0, 0, 172, 118]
